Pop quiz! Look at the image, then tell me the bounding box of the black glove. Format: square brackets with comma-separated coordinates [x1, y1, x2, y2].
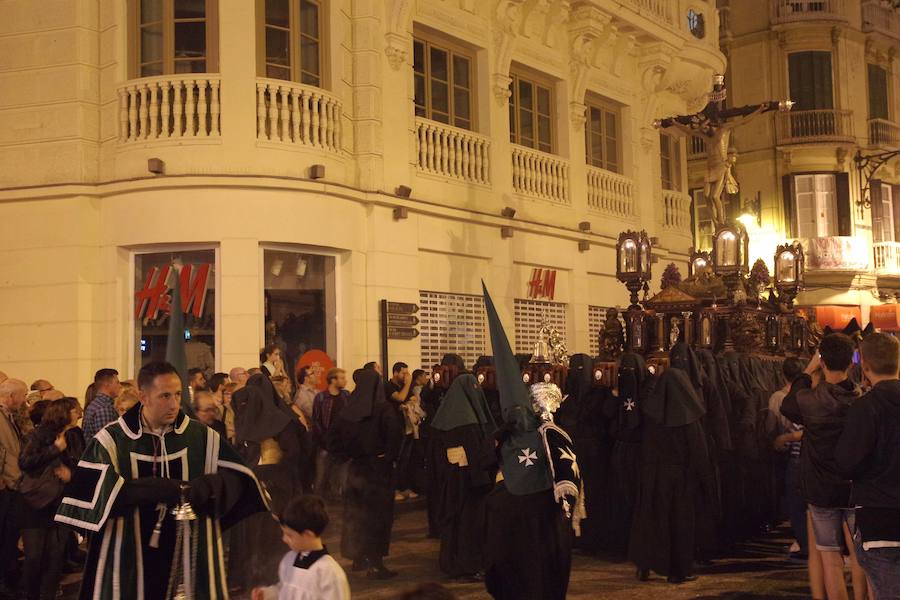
[117, 477, 181, 508]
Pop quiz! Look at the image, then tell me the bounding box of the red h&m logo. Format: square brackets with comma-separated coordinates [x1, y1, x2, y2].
[527, 268, 556, 300]
[135, 264, 211, 322]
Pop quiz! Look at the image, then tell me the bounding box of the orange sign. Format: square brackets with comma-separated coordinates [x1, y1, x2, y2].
[811, 305, 862, 330]
[295, 349, 335, 391]
[871, 305, 900, 331]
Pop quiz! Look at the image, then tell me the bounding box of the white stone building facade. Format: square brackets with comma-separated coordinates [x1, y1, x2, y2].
[0, 0, 724, 394]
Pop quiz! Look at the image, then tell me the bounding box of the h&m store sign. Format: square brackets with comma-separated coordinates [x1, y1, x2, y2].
[526, 268, 557, 301]
[135, 264, 211, 321]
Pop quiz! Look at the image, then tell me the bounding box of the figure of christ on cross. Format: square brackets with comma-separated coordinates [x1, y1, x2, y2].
[654, 75, 793, 229]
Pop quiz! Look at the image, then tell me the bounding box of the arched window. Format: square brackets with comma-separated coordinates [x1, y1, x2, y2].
[258, 0, 324, 87]
[132, 0, 219, 77]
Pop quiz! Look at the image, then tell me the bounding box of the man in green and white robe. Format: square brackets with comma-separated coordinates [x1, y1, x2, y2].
[56, 362, 269, 600]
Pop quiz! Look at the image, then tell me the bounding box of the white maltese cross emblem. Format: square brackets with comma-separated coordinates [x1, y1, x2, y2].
[518, 448, 537, 467]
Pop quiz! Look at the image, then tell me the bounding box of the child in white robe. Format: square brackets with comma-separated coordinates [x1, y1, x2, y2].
[252, 495, 350, 600]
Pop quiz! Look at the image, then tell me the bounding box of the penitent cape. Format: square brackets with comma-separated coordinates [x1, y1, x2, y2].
[55, 405, 269, 600]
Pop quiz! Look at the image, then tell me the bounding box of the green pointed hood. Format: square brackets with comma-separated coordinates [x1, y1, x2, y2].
[431, 374, 496, 433]
[483, 282, 551, 496]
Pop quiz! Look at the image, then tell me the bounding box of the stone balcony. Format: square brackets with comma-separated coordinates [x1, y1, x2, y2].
[118, 75, 222, 142]
[869, 118, 900, 148]
[770, 0, 847, 24]
[255, 78, 344, 153]
[874, 241, 900, 275]
[862, 0, 900, 41]
[776, 109, 854, 145]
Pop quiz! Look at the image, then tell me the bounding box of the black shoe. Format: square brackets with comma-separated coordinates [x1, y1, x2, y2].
[351, 559, 369, 572]
[366, 565, 398, 580]
[667, 575, 698, 584]
[636, 568, 650, 581]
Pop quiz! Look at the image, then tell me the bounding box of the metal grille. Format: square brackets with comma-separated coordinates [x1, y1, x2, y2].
[419, 291, 486, 370]
[513, 299, 568, 355]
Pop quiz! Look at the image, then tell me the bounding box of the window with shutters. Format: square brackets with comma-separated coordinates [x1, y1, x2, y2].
[132, 0, 219, 76]
[419, 291, 486, 370]
[258, 0, 323, 86]
[868, 64, 890, 121]
[872, 183, 896, 243]
[793, 174, 838, 238]
[413, 38, 474, 130]
[513, 299, 567, 355]
[691, 187, 715, 250]
[660, 133, 682, 191]
[585, 102, 621, 173]
[509, 73, 554, 154]
[788, 51, 834, 111]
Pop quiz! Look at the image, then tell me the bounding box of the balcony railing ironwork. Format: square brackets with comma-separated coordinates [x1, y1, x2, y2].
[770, 0, 846, 23]
[869, 118, 900, 147]
[862, 0, 900, 39]
[875, 241, 900, 274]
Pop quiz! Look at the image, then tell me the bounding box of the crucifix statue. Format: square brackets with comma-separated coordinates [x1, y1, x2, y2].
[654, 75, 793, 228]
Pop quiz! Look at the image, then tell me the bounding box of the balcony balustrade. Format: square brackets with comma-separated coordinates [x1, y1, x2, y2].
[776, 109, 854, 144]
[770, 0, 846, 24]
[862, 0, 900, 39]
[628, 0, 673, 25]
[256, 78, 343, 153]
[869, 118, 900, 147]
[586, 167, 634, 218]
[875, 241, 900, 274]
[688, 135, 707, 160]
[511, 146, 570, 205]
[414, 118, 491, 185]
[662, 189, 691, 232]
[118, 75, 221, 142]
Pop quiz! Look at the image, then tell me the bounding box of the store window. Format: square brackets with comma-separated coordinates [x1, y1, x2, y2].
[419, 291, 486, 369]
[263, 249, 336, 381]
[259, 0, 323, 86]
[413, 38, 474, 130]
[513, 299, 567, 355]
[134, 249, 216, 375]
[660, 133, 682, 191]
[509, 72, 554, 153]
[585, 102, 620, 173]
[133, 0, 219, 76]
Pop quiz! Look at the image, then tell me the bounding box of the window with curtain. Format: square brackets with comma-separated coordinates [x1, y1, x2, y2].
[788, 51, 834, 110]
[509, 73, 553, 153]
[413, 38, 474, 130]
[872, 183, 896, 243]
[868, 64, 889, 121]
[659, 133, 682, 191]
[793, 173, 837, 238]
[261, 0, 322, 86]
[136, 0, 217, 76]
[585, 103, 620, 173]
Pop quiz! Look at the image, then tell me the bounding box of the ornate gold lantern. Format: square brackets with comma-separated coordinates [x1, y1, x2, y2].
[774, 242, 804, 307]
[616, 230, 652, 308]
[712, 224, 749, 301]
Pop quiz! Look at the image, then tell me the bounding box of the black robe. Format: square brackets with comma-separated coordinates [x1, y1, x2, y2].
[484, 484, 571, 600]
[602, 353, 646, 555]
[559, 354, 610, 553]
[628, 350, 715, 578]
[228, 373, 306, 591]
[429, 374, 497, 577]
[328, 369, 404, 562]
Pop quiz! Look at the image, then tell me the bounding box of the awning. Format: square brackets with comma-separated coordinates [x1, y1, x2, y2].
[871, 304, 900, 332]
[810, 305, 862, 330]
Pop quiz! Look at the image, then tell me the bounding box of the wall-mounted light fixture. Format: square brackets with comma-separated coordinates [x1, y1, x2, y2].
[309, 164, 326, 179]
[393, 207, 408, 220]
[501, 207, 517, 218]
[395, 185, 412, 197]
[148, 158, 165, 175]
[501, 226, 514, 239]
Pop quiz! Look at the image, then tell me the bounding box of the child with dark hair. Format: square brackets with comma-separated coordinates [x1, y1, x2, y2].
[252, 495, 350, 600]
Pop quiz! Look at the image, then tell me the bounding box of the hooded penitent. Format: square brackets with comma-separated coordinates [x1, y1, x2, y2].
[483, 282, 553, 496]
[431, 374, 495, 433]
[643, 342, 706, 427]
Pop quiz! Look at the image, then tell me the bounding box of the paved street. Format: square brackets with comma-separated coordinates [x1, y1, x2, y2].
[61, 498, 823, 599]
